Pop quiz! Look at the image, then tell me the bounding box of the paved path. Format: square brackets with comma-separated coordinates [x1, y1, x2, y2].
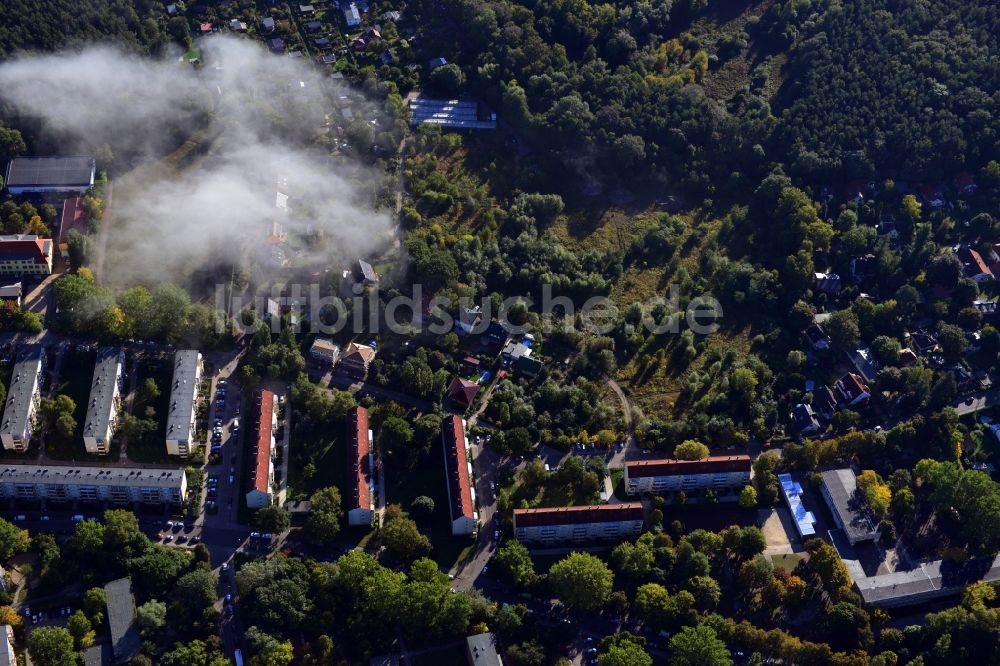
[451, 441, 501, 591]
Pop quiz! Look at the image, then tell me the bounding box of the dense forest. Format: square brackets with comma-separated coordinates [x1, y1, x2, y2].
[0, 0, 166, 57]
[774, 0, 1000, 181]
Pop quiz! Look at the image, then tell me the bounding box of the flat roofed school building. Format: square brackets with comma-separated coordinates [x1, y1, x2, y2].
[5, 156, 95, 195]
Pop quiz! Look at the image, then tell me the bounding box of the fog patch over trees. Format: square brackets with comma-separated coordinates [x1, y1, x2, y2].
[0, 36, 393, 286]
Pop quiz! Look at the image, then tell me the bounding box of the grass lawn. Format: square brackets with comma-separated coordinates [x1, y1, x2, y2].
[386, 447, 475, 570]
[45, 350, 99, 461]
[287, 419, 344, 500]
[127, 357, 175, 464]
[610, 469, 628, 501]
[771, 552, 807, 572]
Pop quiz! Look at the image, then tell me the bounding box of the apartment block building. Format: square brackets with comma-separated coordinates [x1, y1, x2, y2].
[82, 348, 125, 455]
[165, 350, 201, 456]
[442, 415, 477, 536]
[0, 345, 45, 452]
[0, 235, 53, 276]
[513, 503, 645, 546]
[346, 405, 375, 526]
[245, 390, 277, 509]
[0, 465, 186, 505]
[624, 455, 751, 496]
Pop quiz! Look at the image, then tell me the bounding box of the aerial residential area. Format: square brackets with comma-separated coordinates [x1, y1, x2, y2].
[0, 1, 999, 666]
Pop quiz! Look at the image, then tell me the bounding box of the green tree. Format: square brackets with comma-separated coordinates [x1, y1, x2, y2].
[311, 486, 343, 516]
[599, 640, 652, 666]
[379, 416, 414, 455]
[548, 552, 614, 611]
[669, 625, 732, 666]
[738, 485, 757, 508]
[83, 587, 106, 625]
[381, 515, 431, 560]
[254, 505, 291, 532]
[27, 626, 76, 666]
[0, 518, 29, 559]
[175, 569, 217, 610]
[136, 599, 167, 631]
[674, 440, 710, 460]
[495, 541, 537, 588]
[66, 609, 94, 649]
[303, 511, 341, 545]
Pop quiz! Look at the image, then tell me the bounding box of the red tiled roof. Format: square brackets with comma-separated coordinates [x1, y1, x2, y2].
[514, 502, 644, 528]
[959, 247, 993, 277]
[347, 406, 370, 511]
[625, 455, 751, 479]
[59, 197, 86, 246]
[839, 372, 869, 400]
[442, 416, 473, 522]
[446, 376, 479, 409]
[0, 237, 49, 265]
[252, 390, 275, 494]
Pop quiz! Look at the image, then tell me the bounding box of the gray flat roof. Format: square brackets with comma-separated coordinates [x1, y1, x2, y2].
[5, 156, 95, 188]
[0, 464, 185, 489]
[408, 97, 497, 130]
[821, 468, 879, 543]
[83, 644, 112, 666]
[465, 633, 502, 666]
[0, 345, 44, 439]
[856, 554, 1000, 607]
[166, 350, 200, 442]
[104, 578, 140, 662]
[82, 348, 123, 441]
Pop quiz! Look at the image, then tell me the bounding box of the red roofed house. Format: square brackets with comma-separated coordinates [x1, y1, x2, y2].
[442, 415, 477, 536]
[347, 406, 375, 526]
[834, 372, 871, 407]
[245, 390, 277, 509]
[58, 197, 87, 259]
[0, 235, 53, 276]
[338, 342, 376, 379]
[513, 503, 645, 546]
[958, 246, 994, 283]
[200, 22, 213, 34]
[624, 455, 751, 496]
[954, 172, 977, 195]
[446, 376, 479, 411]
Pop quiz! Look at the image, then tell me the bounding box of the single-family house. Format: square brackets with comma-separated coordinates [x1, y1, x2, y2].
[309, 338, 340, 365]
[804, 324, 831, 351]
[338, 342, 376, 379]
[269, 37, 285, 52]
[814, 272, 842, 295]
[813, 385, 838, 419]
[344, 2, 361, 26]
[501, 341, 531, 364]
[262, 17, 276, 32]
[305, 20, 322, 32]
[908, 331, 940, 355]
[958, 246, 994, 283]
[850, 254, 877, 282]
[482, 321, 513, 348]
[793, 403, 821, 435]
[834, 372, 871, 407]
[922, 186, 945, 208]
[955, 172, 978, 195]
[847, 346, 879, 383]
[446, 377, 479, 411]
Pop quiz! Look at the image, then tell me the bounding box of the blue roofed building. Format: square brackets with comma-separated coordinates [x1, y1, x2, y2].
[778, 473, 816, 539]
